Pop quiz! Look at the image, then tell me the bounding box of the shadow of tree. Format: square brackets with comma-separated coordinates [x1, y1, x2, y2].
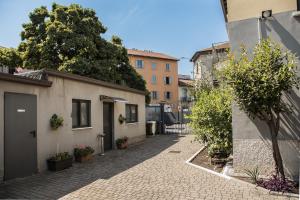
[0, 134, 182, 199]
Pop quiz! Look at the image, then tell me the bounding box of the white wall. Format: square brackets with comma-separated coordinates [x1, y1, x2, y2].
[0, 75, 146, 180]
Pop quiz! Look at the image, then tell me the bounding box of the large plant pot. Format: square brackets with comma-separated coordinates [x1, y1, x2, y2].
[47, 157, 73, 171]
[75, 154, 93, 163]
[117, 141, 128, 149]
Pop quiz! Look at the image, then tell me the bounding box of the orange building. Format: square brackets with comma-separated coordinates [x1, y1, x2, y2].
[127, 49, 179, 109]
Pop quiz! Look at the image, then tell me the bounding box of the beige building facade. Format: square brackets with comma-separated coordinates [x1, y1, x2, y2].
[223, 0, 297, 22]
[127, 49, 179, 109]
[221, 0, 300, 180]
[0, 70, 146, 181]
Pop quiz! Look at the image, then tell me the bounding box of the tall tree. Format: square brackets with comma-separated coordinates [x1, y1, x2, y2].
[0, 47, 22, 72]
[18, 3, 146, 91]
[224, 39, 299, 179]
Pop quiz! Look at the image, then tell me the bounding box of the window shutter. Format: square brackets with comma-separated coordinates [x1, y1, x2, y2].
[164, 77, 166, 84]
[170, 77, 172, 84]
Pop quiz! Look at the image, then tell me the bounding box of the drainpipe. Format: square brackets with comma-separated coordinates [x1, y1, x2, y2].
[258, 18, 262, 42]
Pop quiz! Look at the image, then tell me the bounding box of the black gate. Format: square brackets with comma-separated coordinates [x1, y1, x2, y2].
[146, 101, 193, 135]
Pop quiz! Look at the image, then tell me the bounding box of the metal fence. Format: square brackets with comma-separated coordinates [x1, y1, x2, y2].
[146, 101, 194, 135]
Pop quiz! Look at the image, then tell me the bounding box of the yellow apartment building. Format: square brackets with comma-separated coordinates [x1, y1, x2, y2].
[127, 49, 179, 109]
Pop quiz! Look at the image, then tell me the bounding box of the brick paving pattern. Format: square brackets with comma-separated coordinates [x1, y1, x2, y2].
[0, 134, 297, 200]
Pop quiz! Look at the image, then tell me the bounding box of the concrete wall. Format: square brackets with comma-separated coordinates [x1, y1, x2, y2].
[0, 75, 146, 180]
[193, 52, 228, 82]
[227, 11, 300, 180]
[227, 0, 297, 22]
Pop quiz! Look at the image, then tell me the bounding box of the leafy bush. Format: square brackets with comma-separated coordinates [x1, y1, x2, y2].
[74, 145, 95, 157]
[48, 152, 72, 161]
[244, 166, 260, 184]
[258, 174, 296, 193]
[188, 85, 233, 158]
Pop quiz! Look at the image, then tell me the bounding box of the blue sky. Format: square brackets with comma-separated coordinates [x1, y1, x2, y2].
[0, 0, 228, 76]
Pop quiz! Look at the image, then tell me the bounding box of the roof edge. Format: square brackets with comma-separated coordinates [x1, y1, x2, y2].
[127, 53, 179, 61]
[0, 72, 52, 87]
[44, 69, 147, 95]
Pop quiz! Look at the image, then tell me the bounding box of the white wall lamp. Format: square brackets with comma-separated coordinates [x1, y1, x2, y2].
[261, 10, 272, 19]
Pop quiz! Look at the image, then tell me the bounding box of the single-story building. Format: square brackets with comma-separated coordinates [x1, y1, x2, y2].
[0, 69, 146, 181]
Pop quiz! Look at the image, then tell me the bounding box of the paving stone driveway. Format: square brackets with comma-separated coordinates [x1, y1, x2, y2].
[0, 134, 297, 200]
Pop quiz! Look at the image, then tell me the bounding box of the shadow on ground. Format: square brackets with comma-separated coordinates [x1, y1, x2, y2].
[0, 134, 182, 199]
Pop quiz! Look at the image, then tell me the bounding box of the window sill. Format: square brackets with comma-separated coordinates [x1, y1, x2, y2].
[126, 122, 139, 125]
[72, 127, 93, 131]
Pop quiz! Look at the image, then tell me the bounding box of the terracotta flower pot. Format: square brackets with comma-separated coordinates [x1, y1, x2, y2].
[75, 154, 93, 163]
[118, 141, 128, 149]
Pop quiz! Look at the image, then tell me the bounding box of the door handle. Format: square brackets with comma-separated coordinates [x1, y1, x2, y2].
[29, 130, 36, 138]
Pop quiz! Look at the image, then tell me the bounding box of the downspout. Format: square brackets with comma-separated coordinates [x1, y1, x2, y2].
[258, 18, 262, 42]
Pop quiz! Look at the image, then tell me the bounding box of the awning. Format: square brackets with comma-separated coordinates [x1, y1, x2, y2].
[99, 95, 128, 103]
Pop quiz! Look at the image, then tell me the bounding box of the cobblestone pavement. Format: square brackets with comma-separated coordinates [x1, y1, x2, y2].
[0, 134, 297, 200]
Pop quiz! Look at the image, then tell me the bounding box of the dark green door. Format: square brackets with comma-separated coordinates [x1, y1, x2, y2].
[103, 102, 113, 151]
[4, 93, 37, 180]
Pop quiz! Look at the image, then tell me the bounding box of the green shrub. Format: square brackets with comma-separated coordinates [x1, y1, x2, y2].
[244, 166, 260, 184]
[188, 85, 232, 158]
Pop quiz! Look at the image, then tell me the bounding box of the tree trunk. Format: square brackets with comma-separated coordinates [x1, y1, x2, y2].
[267, 121, 285, 180]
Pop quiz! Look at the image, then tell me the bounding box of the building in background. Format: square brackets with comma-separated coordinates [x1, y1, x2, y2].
[220, 0, 300, 181]
[190, 42, 229, 83]
[128, 49, 179, 110]
[178, 74, 193, 104]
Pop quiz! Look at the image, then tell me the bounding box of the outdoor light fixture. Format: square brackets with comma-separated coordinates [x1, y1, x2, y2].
[262, 10, 272, 19]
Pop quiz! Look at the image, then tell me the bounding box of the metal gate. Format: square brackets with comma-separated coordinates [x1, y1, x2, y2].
[146, 100, 193, 135]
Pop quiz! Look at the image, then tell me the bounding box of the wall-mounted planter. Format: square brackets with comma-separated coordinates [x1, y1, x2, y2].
[118, 114, 126, 124]
[50, 114, 64, 130]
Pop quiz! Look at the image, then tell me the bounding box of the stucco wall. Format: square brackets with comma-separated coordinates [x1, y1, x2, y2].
[128, 55, 179, 107]
[228, 11, 300, 180]
[0, 75, 146, 180]
[227, 0, 297, 22]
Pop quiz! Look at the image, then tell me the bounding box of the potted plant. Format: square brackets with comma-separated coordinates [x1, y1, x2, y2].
[47, 152, 73, 171]
[50, 114, 64, 130]
[116, 136, 129, 149]
[74, 145, 95, 162]
[118, 114, 126, 124]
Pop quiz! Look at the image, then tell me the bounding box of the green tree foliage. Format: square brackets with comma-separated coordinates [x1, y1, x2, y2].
[224, 39, 299, 179]
[189, 83, 233, 157]
[18, 3, 146, 91]
[0, 47, 22, 70]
